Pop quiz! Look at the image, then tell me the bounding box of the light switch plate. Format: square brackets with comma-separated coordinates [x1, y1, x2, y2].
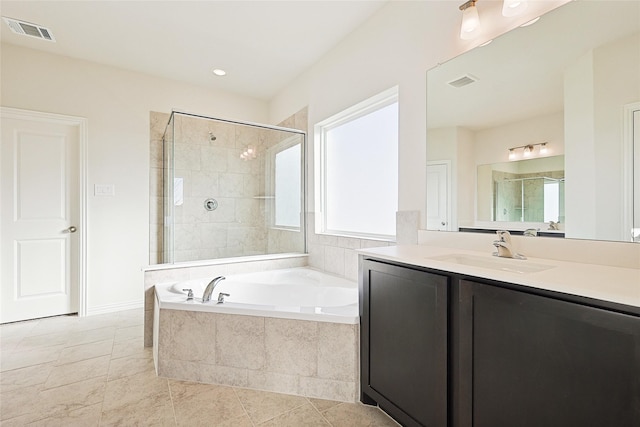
[94, 184, 115, 196]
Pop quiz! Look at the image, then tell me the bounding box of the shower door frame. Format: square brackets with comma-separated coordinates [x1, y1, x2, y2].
[162, 110, 307, 264]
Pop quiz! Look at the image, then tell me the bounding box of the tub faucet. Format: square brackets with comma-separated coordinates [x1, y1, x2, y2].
[202, 276, 226, 303]
[493, 230, 526, 260]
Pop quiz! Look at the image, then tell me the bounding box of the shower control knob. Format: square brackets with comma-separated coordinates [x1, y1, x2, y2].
[204, 198, 218, 211]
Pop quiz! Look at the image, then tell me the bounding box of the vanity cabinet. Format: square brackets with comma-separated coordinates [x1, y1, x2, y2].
[360, 259, 448, 427]
[458, 279, 640, 427]
[360, 257, 640, 427]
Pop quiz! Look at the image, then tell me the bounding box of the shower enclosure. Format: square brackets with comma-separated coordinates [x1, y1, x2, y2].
[162, 111, 305, 263]
[494, 175, 565, 223]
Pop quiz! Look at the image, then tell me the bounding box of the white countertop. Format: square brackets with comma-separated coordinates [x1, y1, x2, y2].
[358, 245, 640, 310]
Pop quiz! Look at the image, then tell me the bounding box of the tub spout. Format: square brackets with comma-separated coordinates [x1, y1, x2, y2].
[203, 276, 226, 303]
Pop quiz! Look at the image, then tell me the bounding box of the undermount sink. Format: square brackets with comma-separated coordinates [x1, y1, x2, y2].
[428, 254, 554, 274]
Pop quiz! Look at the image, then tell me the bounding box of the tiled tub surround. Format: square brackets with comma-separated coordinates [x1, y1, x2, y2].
[304, 210, 422, 282]
[153, 268, 359, 402]
[143, 254, 308, 347]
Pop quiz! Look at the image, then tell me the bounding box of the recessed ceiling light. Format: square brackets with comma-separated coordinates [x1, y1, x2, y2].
[212, 68, 226, 76]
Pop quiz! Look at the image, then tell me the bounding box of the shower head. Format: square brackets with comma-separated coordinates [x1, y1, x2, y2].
[209, 132, 217, 142]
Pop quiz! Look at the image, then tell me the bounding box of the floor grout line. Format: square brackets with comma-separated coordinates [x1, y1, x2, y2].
[231, 386, 258, 427]
[309, 398, 336, 426]
[166, 377, 179, 427]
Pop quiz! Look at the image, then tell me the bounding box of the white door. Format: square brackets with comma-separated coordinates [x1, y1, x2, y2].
[426, 162, 451, 231]
[1, 113, 79, 323]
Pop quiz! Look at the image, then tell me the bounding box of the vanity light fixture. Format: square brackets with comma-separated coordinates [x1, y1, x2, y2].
[502, 0, 528, 17]
[459, 0, 480, 40]
[507, 142, 549, 160]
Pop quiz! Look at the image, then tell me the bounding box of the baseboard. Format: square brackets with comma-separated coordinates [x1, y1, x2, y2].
[85, 300, 144, 316]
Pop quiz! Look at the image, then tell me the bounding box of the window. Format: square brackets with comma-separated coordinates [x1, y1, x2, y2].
[543, 179, 564, 223]
[316, 88, 398, 239]
[267, 135, 303, 230]
[274, 143, 301, 228]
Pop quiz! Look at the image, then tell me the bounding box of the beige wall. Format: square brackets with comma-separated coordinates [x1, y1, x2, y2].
[1, 0, 571, 314]
[270, 0, 570, 230]
[1, 44, 268, 315]
[565, 32, 640, 241]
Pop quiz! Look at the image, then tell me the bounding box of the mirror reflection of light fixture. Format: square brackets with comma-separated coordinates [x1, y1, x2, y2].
[502, 0, 528, 17]
[508, 142, 550, 160]
[540, 142, 548, 154]
[459, 0, 480, 40]
[240, 145, 257, 161]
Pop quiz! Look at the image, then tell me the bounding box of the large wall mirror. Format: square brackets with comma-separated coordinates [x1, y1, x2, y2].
[426, 0, 640, 243]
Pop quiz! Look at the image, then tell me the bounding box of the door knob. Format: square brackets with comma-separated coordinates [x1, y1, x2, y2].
[66, 226, 77, 233]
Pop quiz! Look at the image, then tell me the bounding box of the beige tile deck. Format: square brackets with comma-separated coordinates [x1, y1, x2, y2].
[0, 309, 398, 426]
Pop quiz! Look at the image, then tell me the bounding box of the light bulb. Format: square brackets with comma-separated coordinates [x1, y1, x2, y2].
[540, 143, 548, 154]
[502, 0, 528, 17]
[523, 145, 533, 157]
[508, 149, 516, 160]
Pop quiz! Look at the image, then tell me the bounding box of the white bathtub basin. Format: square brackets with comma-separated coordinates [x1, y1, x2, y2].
[428, 254, 554, 274]
[156, 267, 359, 323]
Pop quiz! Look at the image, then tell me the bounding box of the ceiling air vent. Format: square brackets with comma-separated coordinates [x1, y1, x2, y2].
[2, 17, 56, 42]
[447, 74, 478, 88]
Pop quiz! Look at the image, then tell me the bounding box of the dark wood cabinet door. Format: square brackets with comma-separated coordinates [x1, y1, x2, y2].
[361, 260, 448, 427]
[459, 280, 640, 427]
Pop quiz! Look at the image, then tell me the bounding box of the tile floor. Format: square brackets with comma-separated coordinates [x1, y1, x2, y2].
[0, 309, 398, 426]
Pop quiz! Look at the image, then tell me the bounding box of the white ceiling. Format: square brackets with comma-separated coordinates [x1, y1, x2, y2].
[0, 0, 388, 101]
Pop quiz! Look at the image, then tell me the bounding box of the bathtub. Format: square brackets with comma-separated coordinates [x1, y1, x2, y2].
[153, 267, 360, 401]
[154, 267, 359, 324]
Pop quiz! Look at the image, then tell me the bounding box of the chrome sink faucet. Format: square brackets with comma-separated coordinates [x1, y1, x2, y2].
[202, 276, 226, 302]
[493, 230, 526, 260]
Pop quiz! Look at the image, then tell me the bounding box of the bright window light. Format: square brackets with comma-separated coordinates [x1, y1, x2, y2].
[544, 180, 560, 222]
[274, 143, 301, 228]
[317, 88, 398, 239]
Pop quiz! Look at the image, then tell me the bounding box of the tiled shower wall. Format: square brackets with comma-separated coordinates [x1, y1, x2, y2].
[149, 109, 307, 264]
[149, 112, 170, 264]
